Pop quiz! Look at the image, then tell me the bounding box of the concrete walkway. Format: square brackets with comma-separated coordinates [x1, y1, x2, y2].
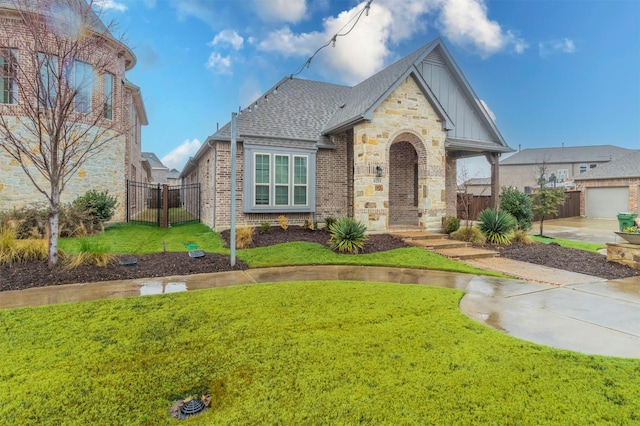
[1, 265, 638, 358]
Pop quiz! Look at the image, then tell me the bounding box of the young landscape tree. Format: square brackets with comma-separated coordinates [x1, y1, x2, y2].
[531, 161, 565, 236]
[0, 0, 125, 266]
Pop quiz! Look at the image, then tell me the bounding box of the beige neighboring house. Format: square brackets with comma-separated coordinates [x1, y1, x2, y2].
[167, 169, 180, 185]
[461, 177, 491, 196]
[500, 145, 635, 194]
[0, 0, 147, 222]
[181, 38, 513, 232]
[141, 152, 169, 184]
[574, 150, 640, 218]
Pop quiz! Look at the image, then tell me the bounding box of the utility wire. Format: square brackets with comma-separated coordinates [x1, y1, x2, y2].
[290, 0, 373, 78]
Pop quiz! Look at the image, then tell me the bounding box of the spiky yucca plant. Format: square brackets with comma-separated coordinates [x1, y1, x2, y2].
[477, 208, 516, 245]
[328, 217, 368, 254]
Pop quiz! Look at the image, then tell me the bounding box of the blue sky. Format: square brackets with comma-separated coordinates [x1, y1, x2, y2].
[96, 0, 640, 178]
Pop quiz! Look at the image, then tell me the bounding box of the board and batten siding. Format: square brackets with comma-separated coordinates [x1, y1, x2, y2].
[418, 50, 492, 143]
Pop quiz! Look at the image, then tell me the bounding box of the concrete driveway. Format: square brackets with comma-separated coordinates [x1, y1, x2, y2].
[532, 217, 622, 245]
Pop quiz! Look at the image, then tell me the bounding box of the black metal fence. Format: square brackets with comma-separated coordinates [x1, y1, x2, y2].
[126, 181, 200, 226]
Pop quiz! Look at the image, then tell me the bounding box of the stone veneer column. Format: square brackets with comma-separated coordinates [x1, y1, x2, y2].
[351, 76, 447, 233]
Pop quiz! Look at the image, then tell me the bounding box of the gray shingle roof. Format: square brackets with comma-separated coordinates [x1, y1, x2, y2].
[210, 77, 350, 143]
[322, 40, 438, 133]
[574, 150, 640, 180]
[141, 152, 168, 170]
[500, 145, 635, 165]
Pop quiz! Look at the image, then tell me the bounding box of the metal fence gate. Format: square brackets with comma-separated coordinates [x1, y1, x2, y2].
[126, 181, 200, 226]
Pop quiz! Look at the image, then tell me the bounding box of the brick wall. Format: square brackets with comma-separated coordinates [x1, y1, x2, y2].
[389, 141, 417, 224]
[316, 133, 348, 223]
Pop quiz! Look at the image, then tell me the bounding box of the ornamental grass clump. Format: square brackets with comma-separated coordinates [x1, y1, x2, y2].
[328, 217, 368, 253]
[64, 239, 112, 268]
[236, 226, 254, 249]
[450, 226, 486, 245]
[477, 208, 516, 245]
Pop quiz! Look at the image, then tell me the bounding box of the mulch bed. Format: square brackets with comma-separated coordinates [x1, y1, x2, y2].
[496, 242, 639, 281]
[1, 226, 637, 293]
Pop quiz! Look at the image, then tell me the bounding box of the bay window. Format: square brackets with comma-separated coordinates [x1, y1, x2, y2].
[243, 145, 316, 213]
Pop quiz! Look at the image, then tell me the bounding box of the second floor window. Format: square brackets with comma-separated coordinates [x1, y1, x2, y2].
[37, 53, 58, 108]
[103, 72, 113, 119]
[0, 48, 17, 105]
[74, 60, 93, 113]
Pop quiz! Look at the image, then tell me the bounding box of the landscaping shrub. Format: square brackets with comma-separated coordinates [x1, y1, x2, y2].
[278, 215, 288, 231]
[0, 227, 48, 264]
[63, 239, 111, 268]
[72, 189, 118, 224]
[477, 208, 516, 245]
[324, 216, 336, 230]
[442, 216, 460, 234]
[236, 226, 254, 249]
[511, 230, 533, 244]
[328, 217, 368, 253]
[500, 186, 533, 231]
[304, 219, 315, 231]
[260, 221, 271, 235]
[450, 226, 486, 244]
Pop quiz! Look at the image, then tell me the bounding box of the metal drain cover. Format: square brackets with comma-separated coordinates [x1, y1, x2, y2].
[179, 399, 206, 419]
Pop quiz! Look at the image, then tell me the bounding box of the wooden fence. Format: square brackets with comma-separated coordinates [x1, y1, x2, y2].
[457, 190, 581, 221]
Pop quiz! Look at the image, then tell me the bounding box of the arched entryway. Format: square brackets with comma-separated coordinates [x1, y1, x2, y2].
[389, 140, 420, 227]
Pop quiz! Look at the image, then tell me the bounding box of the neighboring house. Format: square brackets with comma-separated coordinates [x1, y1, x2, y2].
[167, 169, 180, 185]
[181, 38, 512, 232]
[0, 0, 147, 222]
[461, 178, 491, 196]
[500, 145, 635, 193]
[141, 152, 169, 184]
[574, 151, 640, 218]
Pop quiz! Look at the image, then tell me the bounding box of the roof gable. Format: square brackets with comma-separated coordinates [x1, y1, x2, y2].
[322, 38, 508, 150]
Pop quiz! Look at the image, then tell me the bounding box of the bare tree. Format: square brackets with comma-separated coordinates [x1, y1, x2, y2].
[0, 0, 126, 266]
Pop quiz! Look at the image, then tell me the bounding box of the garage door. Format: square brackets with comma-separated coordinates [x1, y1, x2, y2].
[585, 187, 629, 219]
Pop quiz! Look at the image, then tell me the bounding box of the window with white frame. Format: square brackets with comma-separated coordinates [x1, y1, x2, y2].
[557, 169, 568, 181]
[73, 60, 93, 113]
[37, 53, 57, 108]
[103, 72, 113, 119]
[0, 48, 17, 105]
[244, 146, 315, 213]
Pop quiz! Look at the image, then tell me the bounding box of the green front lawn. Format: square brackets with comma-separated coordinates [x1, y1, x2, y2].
[531, 235, 606, 253]
[59, 223, 505, 278]
[1, 281, 638, 424]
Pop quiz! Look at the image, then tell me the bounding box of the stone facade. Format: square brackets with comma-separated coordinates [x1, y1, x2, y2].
[607, 242, 640, 270]
[352, 76, 446, 232]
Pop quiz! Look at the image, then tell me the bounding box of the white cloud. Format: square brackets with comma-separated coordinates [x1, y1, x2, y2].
[205, 52, 233, 74]
[208, 30, 244, 50]
[479, 99, 496, 122]
[170, 0, 217, 27]
[255, 0, 307, 23]
[257, 0, 527, 85]
[161, 139, 202, 171]
[94, 0, 127, 12]
[437, 0, 527, 57]
[539, 38, 576, 57]
[258, 3, 393, 84]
